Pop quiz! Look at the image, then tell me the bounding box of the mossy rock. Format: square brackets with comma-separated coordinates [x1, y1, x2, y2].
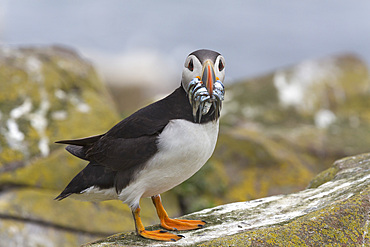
[306, 166, 339, 189]
[222, 54, 370, 126]
[0, 45, 118, 173]
[2, 47, 370, 246]
[214, 127, 315, 202]
[0, 217, 96, 247]
[221, 53, 370, 160]
[84, 152, 370, 246]
[0, 187, 179, 235]
[201, 188, 370, 246]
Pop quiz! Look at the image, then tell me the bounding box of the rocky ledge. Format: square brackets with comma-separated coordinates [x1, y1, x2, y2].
[85, 152, 370, 246]
[1, 46, 369, 246]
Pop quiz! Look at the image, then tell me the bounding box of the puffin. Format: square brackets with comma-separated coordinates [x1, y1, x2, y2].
[55, 49, 226, 241]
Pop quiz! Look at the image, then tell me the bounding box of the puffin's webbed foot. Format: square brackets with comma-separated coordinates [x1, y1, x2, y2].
[139, 229, 184, 242]
[152, 195, 206, 231]
[132, 206, 184, 241]
[160, 217, 206, 231]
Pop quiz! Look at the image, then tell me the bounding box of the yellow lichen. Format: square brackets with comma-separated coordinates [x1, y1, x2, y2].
[200, 187, 370, 246]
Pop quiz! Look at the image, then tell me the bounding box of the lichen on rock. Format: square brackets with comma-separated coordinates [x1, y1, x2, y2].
[0, 45, 117, 171]
[85, 153, 370, 246]
[2, 47, 370, 247]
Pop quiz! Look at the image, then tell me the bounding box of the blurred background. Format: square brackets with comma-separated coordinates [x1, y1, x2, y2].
[0, 1, 370, 246]
[2, 1, 370, 85]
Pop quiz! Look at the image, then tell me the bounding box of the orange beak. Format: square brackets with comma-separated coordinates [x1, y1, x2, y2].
[201, 60, 216, 96]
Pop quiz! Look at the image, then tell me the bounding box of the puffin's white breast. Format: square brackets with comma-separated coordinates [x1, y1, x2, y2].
[118, 119, 219, 207]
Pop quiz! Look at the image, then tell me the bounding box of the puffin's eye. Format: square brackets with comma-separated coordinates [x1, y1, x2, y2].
[218, 60, 224, 71]
[188, 59, 194, 71]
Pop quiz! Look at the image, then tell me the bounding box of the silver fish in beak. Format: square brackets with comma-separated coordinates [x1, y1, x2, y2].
[187, 60, 225, 123]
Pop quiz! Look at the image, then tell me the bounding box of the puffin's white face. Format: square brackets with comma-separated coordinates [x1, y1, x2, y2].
[181, 53, 225, 94]
[181, 49, 226, 122]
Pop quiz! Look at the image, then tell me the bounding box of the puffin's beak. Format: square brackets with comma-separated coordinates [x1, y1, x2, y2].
[201, 60, 216, 96]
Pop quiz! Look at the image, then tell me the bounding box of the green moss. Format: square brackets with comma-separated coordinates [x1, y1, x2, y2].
[0, 46, 119, 181]
[0, 148, 84, 189]
[0, 148, 24, 166]
[307, 166, 340, 189]
[172, 159, 228, 214]
[211, 128, 314, 203]
[0, 188, 138, 234]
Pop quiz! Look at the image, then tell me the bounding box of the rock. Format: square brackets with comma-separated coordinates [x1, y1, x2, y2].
[171, 53, 370, 213]
[221, 54, 370, 161]
[84, 152, 370, 246]
[2, 47, 369, 246]
[0, 46, 180, 246]
[0, 45, 117, 172]
[0, 217, 96, 247]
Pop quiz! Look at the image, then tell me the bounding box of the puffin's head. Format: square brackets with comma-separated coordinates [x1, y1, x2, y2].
[181, 49, 225, 94]
[181, 49, 226, 122]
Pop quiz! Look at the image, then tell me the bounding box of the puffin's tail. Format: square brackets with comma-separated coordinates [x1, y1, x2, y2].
[54, 161, 116, 201]
[55, 134, 103, 161]
[55, 134, 103, 146]
[54, 191, 71, 201]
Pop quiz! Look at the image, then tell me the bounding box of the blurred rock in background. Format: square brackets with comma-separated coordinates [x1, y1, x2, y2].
[0, 45, 369, 246]
[0, 46, 179, 247]
[174, 53, 370, 213]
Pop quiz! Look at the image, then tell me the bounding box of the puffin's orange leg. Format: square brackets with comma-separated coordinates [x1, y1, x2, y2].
[152, 194, 206, 231]
[132, 206, 183, 241]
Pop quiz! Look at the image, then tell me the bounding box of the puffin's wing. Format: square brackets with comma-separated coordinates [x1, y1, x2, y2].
[54, 127, 161, 199]
[86, 134, 158, 171]
[86, 134, 159, 192]
[55, 115, 167, 164]
[55, 89, 174, 161]
[79, 87, 187, 166]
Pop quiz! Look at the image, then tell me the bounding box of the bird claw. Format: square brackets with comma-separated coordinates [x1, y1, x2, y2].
[188, 78, 225, 123]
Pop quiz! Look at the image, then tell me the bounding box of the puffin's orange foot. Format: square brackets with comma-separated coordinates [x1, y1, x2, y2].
[139, 229, 184, 241]
[161, 218, 206, 231]
[133, 206, 184, 242]
[152, 195, 207, 231]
